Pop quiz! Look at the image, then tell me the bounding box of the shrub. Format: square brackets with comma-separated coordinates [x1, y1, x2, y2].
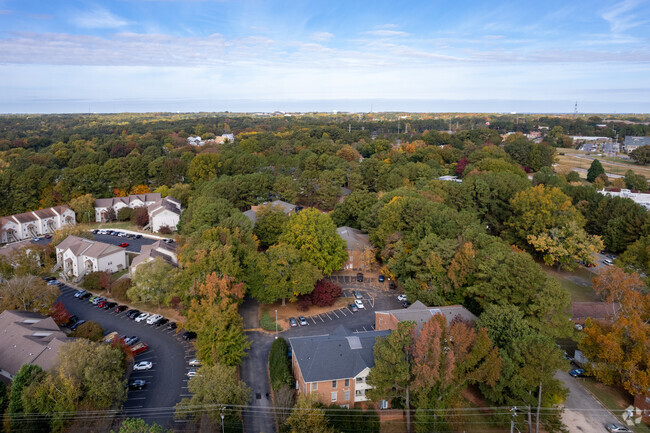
[111, 278, 132, 301]
[325, 406, 380, 433]
[158, 225, 172, 234]
[70, 321, 104, 341]
[269, 338, 293, 391]
[310, 280, 342, 307]
[81, 272, 103, 291]
[131, 207, 149, 227]
[260, 309, 282, 332]
[117, 207, 133, 221]
[297, 297, 312, 311]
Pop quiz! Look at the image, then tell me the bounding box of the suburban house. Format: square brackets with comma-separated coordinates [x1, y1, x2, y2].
[94, 193, 162, 222]
[375, 301, 477, 332]
[572, 302, 621, 327]
[624, 136, 650, 153]
[243, 200, 297, 226]
[289, 325, 391, 409]
[56, 235, 127, 279]
[147, 197, 182, 232]
[130, 239, 177, 276]
[0, 205, 76, 244]
[0, 310, 68, 382]
[438, 175, 462, 183]
[599, 188, 650, 210]
[187, 136, 204, 146]
[336, 226, 373, 271]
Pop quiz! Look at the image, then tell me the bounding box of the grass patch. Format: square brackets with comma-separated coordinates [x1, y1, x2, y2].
[580, 379, 649, 432]
[545, 268, 598, 302]
[260, 309, 282, 332]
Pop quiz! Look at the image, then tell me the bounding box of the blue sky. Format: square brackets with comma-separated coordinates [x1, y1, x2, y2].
[0, 0, 649, 113]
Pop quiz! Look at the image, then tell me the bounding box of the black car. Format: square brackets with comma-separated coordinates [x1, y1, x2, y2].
[378, 275, 385, 282]
[128, 310, 141, 319]
[79, 292, 92, 300]
[182, 331, 197, 340]
[66, 315, 79, 327]
[155, 317, 169, 327]
[167, 322, 177, 330]
[115, 305, 128, 313]
[389, 282, 397, 290]
[43, 276, 56, 281]
[128, 379, 146, 390]
[402, 301, 410, 308]
[70, 319, 86, 330]
[356, 273, 364, 282]
[125, 309, 137, 317]
[91, 229, 98, 234]
[104, 302, 117, 309]
[134, 234, 142, 239]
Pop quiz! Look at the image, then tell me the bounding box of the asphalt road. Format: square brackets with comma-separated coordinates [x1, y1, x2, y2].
[556, 370, 621, 433]
[91, 232, 162, 254]
[57, 284, 194, 429]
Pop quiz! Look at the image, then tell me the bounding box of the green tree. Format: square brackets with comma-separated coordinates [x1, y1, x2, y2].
[330, 191, 378, 229]
[68, 193, 95, 223]
[618, 235, 650, 276]
[69, 320, 104, 341]
[269, 338, 293, 391]
[112, 418, 171, 433]
[630, 145, 650, 165]
[187, 153, 221, 184]
[587, 159, 606, 182]
[527, 221, 604, 270]
[174, 363, 251, 424]
[0, 275, 58, 315]
[253, 203, 289, 248]
[167, 183, 192, 208]
[367, 321, 415, 432]
[279, 208, 347, 275]
[185, 273, 250, 366]
[623, 169, 648, 191]
[8, 364, 47, 433]
[117, 206, 133, 221]
[252, 243, 322, 305]
[129, 257, 178, 307]
[285, 395, 335, 433]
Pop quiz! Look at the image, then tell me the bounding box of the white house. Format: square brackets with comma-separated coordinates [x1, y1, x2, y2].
[0, 205, 76, 244]
[129, 240, 177, 276]
[56, 235, 127, 279]
[147, 197, 182, 232]
[599, 188, 650, 210]
[95, 194, 162, 222]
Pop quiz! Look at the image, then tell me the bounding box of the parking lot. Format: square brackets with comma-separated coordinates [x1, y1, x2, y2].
[57, 284, 193, 429]
[91, 232, 163, 254]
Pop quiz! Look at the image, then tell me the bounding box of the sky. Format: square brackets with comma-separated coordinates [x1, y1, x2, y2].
[0, 0, 649, 113]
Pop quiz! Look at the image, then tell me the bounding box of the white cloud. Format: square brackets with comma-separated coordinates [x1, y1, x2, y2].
[311, 31, 333, 42]
[601, 0, 648, 34]
[374, 23, 399, 29]
[365, 30, 410, 37]
[71, 7, 131, 29]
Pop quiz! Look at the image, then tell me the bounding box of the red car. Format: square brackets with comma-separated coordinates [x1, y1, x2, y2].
[118, 242, 129, 248]
[131, 342, 148, 355]
[97, 300, 108, 308]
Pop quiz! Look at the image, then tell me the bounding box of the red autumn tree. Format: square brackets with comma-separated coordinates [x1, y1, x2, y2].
[309, 279, 342, 307]
[131, 207, 149, 227]
[50, 301, 71, 325]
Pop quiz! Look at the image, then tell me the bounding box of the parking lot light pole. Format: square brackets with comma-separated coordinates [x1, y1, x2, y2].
[220, 409, 225, 433]
[275, 309, 278, 339]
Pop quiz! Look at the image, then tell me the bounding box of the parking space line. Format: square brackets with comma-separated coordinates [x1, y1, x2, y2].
[127, 397, 147, 400]
[323, 313, 332, 320]
[331, 310, 339, 318]
[311, 317, 317, 324]
[338, 308, 347, 316]
[124, 405, 144, 409]
[318, 315, 325, 322]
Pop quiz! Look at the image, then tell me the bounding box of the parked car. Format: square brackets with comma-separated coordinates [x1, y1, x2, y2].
[348, 303, 358, 312]
[402, 301, 410, 308]
[187, 369, 198, 377]
[43, 276, 56, 281]
[378, 275, 385, 282]
[130, 342, 148, 355]
[603, 259, 613, 266]
[92, 297, 106, 305]
[353, 290, 363, 299]
[66, 315, 79, 327]
[289, 317, 298, 327]
[134, 234, 142, 239]
[32, 237, 41, 241]
[188, 358, 202, 367]
[354, 299, 365, 309]
[127, 310, 141, 319]
[135, 313, 150, 323]
[115, 305, 128, 312]
[298, 316, 308, 326]
[133, 361, 152, 371]
[104, 302, 117, 309]
[606, 424, 632, 433]
[125, 336, 140, 346]
[163, 238, 174, 244]
[569, 368, 586, 377]
[70, 320, 86, 330]
[167, 322, 177, 330]
[128, 379, 146, 390]
[607, 254, 617, 260]
[125, 309, 137, 317]
[79, 292, 92, 300]
[397, 294, 407, 301]
[97, 300, 108, 308]
[47, 280, 59, 286]
[74, 290, 86, 298]
[182, 331, 197, 340]
[44, 234, 52, 239]
[389, 282, 397, 290]
[146, 314, 163, 325]
[155, 318, 169, 327]
[356, 272, 364, 282]
[103, 331, 119, 343]
[118, 242, 129, 248]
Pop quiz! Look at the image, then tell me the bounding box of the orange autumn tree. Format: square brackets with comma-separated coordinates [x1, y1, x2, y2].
[579, 266, 650, 396]
[130, 184, 151, 195]
[185, 272, 250, 367]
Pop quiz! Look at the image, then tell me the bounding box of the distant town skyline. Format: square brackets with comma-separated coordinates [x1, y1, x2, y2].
[0, 0, 649, 113]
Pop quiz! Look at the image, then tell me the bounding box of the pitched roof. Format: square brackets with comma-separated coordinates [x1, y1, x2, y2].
[32, 208, 56, 219]
[95, 193, 162, 209]
[336, 226, 371, 251]
[624, 136, 650, 147]
[0, 311, 68, 378]
[376, 301, 477, 330]
[131, 240, 177, 268]
[148, 198, 182, 217]
[243, 209, 258, 224]
[11, 211, 39, 224]
[289, 325, 390, 382]
[56, 235, 124, 259]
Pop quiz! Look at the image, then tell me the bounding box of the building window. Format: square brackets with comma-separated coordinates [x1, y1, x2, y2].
[332, 380, 337, 388]
[379, 400, 388, 410]
[331, 392, 337, 402]
[356, 377, 364, 383]
[340, 404, 349, 409]
[344, 379, 349, 387]
[355, 389, 365, 397]
[344, 390, 350, 401]
[312, 382, 318, 391]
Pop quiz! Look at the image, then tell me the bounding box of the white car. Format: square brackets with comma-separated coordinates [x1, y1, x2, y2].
[354, 299, 365, 309]
[187, 369, 198, 377]
[188, 358, 202, 367]
[134, 313, 150, 323]
[146, 314, 163, 325]
[133, 361, 152, 371]
[397, 294, 407, 301]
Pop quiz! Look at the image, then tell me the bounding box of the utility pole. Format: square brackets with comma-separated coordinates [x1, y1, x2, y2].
[510, 406, 518, 433]
[220, 408, 225, 433]
[536, 381, 542, 433]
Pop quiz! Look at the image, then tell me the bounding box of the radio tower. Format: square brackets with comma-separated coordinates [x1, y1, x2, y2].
[574, 101, 578, 117]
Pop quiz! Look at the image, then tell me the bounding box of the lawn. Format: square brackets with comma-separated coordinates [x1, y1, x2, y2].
[581, 379, 650, 432]
[544, 266, 598, 302]
[555, 152, 650, 178]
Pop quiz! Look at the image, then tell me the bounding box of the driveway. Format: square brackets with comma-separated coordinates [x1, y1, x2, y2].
[556, 370, 620, 433]
[57, 285, 194, 430]
[92, 232, 162, 254]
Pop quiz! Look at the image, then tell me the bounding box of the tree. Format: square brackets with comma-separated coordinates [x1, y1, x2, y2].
[579, 267, 650, 396]
[330, 191, 378, 229]
[117, 206, 133, 221]
[112, 418, 171, 433]
[285, 395, 335, 433]
[253, 203, 289, 248]
[279, 208, 348, 275]
[168, 183, 192, 208]
[131, 206, 149, 227]
[8, 364, 47, 433]
[130, 184, 151, 195]
[6, 244, 54, 278]
[527, 221, 604, 270]
[269, 338, 293, 391]
[129, 257, 178, 307]
[185, 273, 250, 366]
[174, 363, 250, 424]
[187, 153, 221, 184]
[68, 193, 95, 223]
[587, 159, 606, 182]
[624, 169, 648, 191]
[70, 320, 104, 341]
[308, 279, 343, 307]
[619, 235, 650, 276]
[51, 225, 93, 246]
[252, 243, 322, 305]
[630, 145, 650, 165]
[367, 321, 415, 432]
[0, 275, 58, 315]
[50, 301, 71, 325]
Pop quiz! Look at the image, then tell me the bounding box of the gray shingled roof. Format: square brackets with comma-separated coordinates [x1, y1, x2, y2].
[56, 235, 124, 259]
[376, 301, 477, 331]
[289, 325, 390, 382]
[336, 226, 371, 251]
